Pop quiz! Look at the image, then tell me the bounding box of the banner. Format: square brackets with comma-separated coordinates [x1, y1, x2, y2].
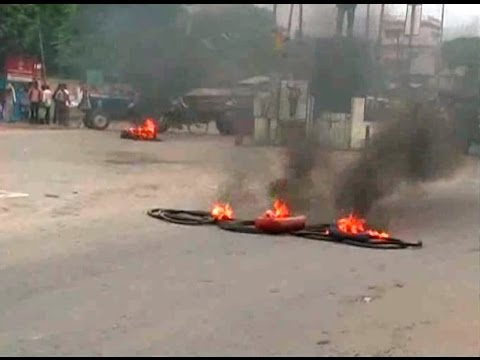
[4, 56, 41, 80]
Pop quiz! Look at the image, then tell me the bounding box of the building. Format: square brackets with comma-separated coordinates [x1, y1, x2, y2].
[380, 15, 442, 81]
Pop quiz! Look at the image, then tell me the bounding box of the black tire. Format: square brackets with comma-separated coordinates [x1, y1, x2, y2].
[157, 115, 171, 133]
[215, 119, 226, 134]
[83, 116, 93, 129]
[223, 118, 234, 135]
[216, 116, 233, 135]
[90, 110, 110, 130]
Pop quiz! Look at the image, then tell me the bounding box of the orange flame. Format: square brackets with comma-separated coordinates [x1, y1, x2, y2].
[127, 118, 157, 140]
[211, 202, 234, 221]
[336, 213, 389, 239]
[264, 199, 290, 218]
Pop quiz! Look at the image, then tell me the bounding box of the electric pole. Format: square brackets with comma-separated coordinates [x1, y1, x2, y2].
[440, 4, 445, 43]
[365, 4, 371, 40]
[37, 14, 47, 81]
[298, 4, 303, 39]
[407, 4, 418, 92]
[378, 4, 385, 46]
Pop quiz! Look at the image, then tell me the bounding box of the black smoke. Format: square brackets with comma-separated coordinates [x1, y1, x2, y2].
[334, 102, 464, 217]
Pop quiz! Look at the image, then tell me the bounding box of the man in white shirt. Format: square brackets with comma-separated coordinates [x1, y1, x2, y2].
[41, 84, 53, 125]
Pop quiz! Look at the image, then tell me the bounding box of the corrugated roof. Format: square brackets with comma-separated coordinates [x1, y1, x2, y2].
[185, 88, 232, 97]
[238, 76, 270, 86]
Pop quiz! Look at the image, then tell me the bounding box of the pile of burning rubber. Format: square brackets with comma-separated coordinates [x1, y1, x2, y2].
[121, 118, 160, 141]
[147, 200, 422, 250]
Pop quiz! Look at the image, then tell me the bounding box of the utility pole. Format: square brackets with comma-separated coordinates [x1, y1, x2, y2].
[298, 4, 303, 39]
[375, 4, 386, 98]
[440, 4, 445, 43]
[407, 4, 418, 93]
[365, 4, 371, 40]
[378, 4, 385, 46]
[287, 4, 294, 39]
[273, 4, 277, 28]
[37, 14, 47, 82]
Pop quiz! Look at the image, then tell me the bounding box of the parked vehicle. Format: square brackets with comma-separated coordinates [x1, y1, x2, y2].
[182, 88, 235, 135]
[82, 93, 138, 130]
[156, 97, 211, 134]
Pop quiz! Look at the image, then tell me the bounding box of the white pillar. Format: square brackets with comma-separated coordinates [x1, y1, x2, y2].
[350, 97, 366, 149]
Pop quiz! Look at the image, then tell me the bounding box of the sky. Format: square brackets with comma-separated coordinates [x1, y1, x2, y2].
[258, 4, 480, 20]
[256, 4, 480, 37]
[390, 4, 480, 26]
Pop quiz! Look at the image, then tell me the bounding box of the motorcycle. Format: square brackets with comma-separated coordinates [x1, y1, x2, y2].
[157, 97, 210, 134]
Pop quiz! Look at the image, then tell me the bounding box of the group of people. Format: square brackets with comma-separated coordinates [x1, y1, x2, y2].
[1, 80, 71, 126]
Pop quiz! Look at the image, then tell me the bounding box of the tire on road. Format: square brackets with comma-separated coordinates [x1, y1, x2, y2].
[215, 114, 234, 135]
[90, 110, 110, 130]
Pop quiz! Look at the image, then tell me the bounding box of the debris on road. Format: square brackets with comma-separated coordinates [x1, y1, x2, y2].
[0, 190, 29, 199]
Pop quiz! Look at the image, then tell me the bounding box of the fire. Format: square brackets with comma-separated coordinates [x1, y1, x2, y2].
[126, 118, 157, 140]
[264, 199, 290, 218]
[336, 213, 389, 239]
[210, 202, 234, 221]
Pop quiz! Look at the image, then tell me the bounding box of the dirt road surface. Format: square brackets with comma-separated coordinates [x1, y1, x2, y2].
[0, 127, 478, 356]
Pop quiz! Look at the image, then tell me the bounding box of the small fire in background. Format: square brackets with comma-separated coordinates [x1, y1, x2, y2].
[122, 118, 157, 140]
[264, 199, 290, 218]
[211, 202, 234, 221]
[336, 213, 389, 239]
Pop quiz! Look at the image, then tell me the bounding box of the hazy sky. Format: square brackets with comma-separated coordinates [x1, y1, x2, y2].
[390, 4, 479, 26]
[256, 4, 480, 38]
[258, 4, 480, 26]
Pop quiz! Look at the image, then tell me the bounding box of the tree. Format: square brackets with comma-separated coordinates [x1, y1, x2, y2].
[187, 4, 275, 84]
[442, 37, 480, 93]
[0, 4, 77, 74]
[57, 4, 274, 109]
[442, 37, 480, 69]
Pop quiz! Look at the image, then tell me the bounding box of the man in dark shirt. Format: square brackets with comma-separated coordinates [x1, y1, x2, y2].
[336, 4, 357, 38]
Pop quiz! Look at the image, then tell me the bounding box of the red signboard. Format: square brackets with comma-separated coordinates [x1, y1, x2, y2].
[4, 55, 42, 81]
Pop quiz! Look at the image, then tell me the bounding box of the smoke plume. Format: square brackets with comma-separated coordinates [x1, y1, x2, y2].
[334, 102, 464, 217]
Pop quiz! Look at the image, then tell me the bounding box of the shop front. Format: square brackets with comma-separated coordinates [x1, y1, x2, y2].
[1, 55, 42, 122]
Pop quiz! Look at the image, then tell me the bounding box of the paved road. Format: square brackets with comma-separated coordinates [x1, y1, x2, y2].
[0, 128, 478, 356]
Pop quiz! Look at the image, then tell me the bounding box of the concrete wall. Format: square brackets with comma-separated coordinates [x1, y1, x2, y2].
[253, 93, 383, 149]
[314, 97, 382, 150]
[316, 113, 351, 149]
[253, 82, 312, 145]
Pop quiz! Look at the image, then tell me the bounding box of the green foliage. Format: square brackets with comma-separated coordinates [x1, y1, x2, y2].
[442, 37, 480, 69]
[54, 4, 274, 108]
[1, 4, 275, 108]
[188, 5, 275, 84]
[442, 37, 480, 94]
[0, 4, 77, 73]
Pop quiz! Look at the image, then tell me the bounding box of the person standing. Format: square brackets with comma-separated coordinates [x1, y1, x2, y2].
[54, 83, 70, 126]
[18, 85, 30, 120]
[52, 84, 61, 125]
[3, 83, 16, 123]
[336, 4, 357, 38]
[41, 84, 53, 125]
[287, 82, 302, 118]
[78, 84, 92, 127]
[28, 80, 42, 124]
